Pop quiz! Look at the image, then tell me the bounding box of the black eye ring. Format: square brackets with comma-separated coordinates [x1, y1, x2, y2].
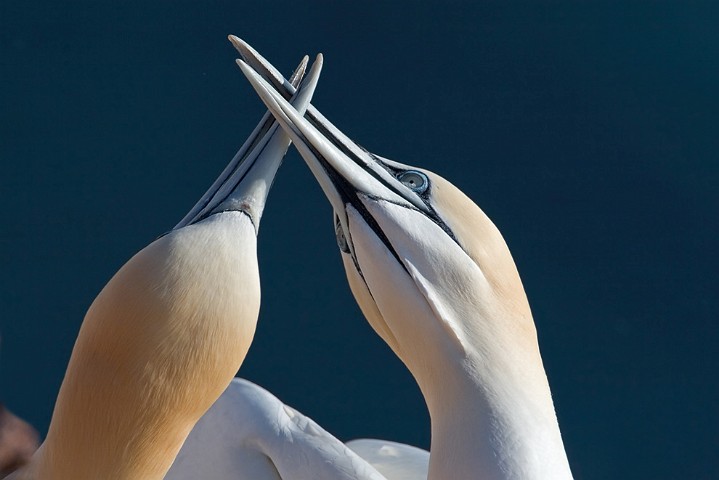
[398, 170, 429, 194]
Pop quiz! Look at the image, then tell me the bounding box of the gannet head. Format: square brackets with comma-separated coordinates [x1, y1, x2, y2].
[237, 61, 538, 392]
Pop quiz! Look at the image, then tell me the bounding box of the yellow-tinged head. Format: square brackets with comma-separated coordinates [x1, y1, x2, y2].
[238, 60, 540, 383]
[37, 213, 260, 479]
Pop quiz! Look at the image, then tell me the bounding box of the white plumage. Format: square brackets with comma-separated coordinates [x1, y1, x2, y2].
[167, 378, 428, 480]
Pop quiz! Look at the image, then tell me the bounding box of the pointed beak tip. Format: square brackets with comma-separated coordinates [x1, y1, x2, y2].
[235, 58, 255, 78]
[298, 55, 310, 71]
[227, 35, 244, 53]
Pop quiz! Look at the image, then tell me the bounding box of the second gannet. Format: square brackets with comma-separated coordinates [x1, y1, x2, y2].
[7, 54, 322, 480]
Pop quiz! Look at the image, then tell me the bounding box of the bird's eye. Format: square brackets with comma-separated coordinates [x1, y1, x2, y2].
[398, 170, 429, 194]
[335, 216, 350, 253]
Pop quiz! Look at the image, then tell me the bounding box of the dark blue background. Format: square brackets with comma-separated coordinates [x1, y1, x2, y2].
[1, 1, 717, 478]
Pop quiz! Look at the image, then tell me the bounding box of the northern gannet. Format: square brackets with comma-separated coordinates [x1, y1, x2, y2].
[237, 40, 574, 480]
[7, 53, 321, 480]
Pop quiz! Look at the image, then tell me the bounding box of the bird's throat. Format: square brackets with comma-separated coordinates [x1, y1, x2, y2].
[421, 343, 574, 480]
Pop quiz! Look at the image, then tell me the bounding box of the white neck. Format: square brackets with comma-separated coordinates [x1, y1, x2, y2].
[338, 189, 574, 479]
[417, 324, 573, 480]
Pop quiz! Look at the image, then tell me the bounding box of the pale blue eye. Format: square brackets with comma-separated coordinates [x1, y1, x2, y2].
[398, 170, 429, 193]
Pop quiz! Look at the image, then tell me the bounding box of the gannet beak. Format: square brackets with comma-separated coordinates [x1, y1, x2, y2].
[233, 58, 432, 251]
[174, 51, 323, 233]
